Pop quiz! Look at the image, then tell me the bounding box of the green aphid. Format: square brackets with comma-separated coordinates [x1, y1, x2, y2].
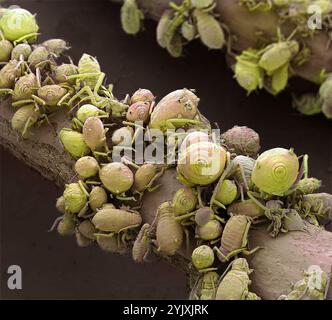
[234, 50, 264, 94]
[59, 128, 90, 159]
[0, 39, 13, 62]
[193, 9, 225, 50]
[157, 10, 173, 48]
[258, 40, 299, 75]
[190, 271, 219, 300]
[215, 258, 261, 300]
[181, 20, 196, 41]
[63, 182, 88, 214]
[11, 103, 41, 137]
[292, 93, 323, 116]
[270, 62, 289, 95]
[121, 0, 144, 35]
[167, 31, 183, 58]
[0, 60, 22, 89]
[12, 72, 38, 101]
[11, 43, 32, 61]
[77, 53, 101, 89]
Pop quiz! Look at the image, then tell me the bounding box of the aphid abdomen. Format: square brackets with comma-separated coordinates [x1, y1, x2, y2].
[92, 208, 142, 233]
[156, 215, 183, 255]
[220, 215, 247, 253]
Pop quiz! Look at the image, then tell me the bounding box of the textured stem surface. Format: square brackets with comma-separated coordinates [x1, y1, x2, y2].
[0, 98, 331, 299]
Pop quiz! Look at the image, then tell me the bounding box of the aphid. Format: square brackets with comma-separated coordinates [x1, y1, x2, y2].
[294, 193, 332, 221]
[82, 116, 107, 151]
[192, 245, 215, 271]
[92, 207, 142, 233]
[112, 126, 134, 147]
[149, 89, 200, 130]
[0, 60, 23, 89]
[130, 88, 154, 105]
[214, 179, 238, 206]
[193, 9, 225, 50]
[322, 94, 332, 119]
[120, 0, 144, 35]
[230, 155, 256, 191]
[59, 128, 90, 158]
[96, 234, 128, 254]
[234, 50, 264, 94]
[179, 131, 210, 154]
[296, 177, 321, 195]
[167, 31, 183, 58]
[292, 93, 323, 116]
[181, 20, 196, 41]
[215, 258, 260, 300]
[258, 39, 299, 75]
[196, 219, 223, 241]
[0, 39, 13, 62]
[78, 220, 97, 240]
[251, 148, 300, 196]
[126, 101, 150, 123]
[222, 126, 261, 157]
[0, 8, 39, 43]
[57, 213, 76, 236]
[63, 182, 88, 214]
[227, 199, 264, 219]
[74, 156, 99, 179]
[56, 196, 67, 214]
[190, 271, 219, 300]
[132, 223, 154, 263]
[27, 46, 50, 67]
[156, 10, 173, 48]
[195, 206, 215, 226]
[213, 215, 260, 262]
[11, 103, 41, 137]
[77, 53, 103, 89]
[11, 43, 32, 61]
[41, 38, 69, 56]
[53, 63, 78, 84]
[279, 265, 330, 300]
[36, 85, 69, 107]
[88, 186, 108, 211]
[270, 62, 289, 94]
[99, 162, 134, 194]
[75, 230, 93, 247]
[283, 209, 307, 232]
[133, 163, 161, 193]
[155, 201, 184, 256]
[177, 141, 227, 186]
[12, 72, 38, 101]
[172, 187, 198, 215]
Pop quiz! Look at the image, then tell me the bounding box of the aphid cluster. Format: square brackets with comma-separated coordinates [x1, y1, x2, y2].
[234, 28, 305, 95]
[0, 6, 129, 138]
[156, 0, 225, 57]
[54, 83, 331, 299]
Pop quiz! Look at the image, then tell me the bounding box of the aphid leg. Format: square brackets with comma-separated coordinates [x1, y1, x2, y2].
[213, 246, 228, 262]
[78, 180, 90, 197]
[94, 232, 115, 238]
[242, 246, 262, 256]
[57, 91, 72, 107]
[183, 227, 190, 256]
[174, 212, 196, 222]
[32, 94, 46, 106]
[21, 116, 34, 138]
[11, 99, 34, 108]
[165, 118, 202, 130]
[72, 117, 84, 129]
[13, 32, 40, 45]
[93, 72, 106, 96]
[198, 267, 218, 273]
[115, 194, 137, 201]
[0, 89, 13, 96]
[77, 203, 89, 218]
[48, 215, 64, 232]
[67, 85, 98, 106]
[118, 224, 141, 233]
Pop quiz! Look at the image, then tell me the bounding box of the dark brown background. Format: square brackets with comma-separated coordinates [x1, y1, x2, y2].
[0, 0, 331, 299]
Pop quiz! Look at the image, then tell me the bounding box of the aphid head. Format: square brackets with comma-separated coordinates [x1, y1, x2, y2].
[59, 128, 90, 159]
[63, 182, 88, 214]
[74, 156, 99, 179]
[172, 187, 198, 215]
[0, 39, 13, 62]
[11, 43, 32, 61]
